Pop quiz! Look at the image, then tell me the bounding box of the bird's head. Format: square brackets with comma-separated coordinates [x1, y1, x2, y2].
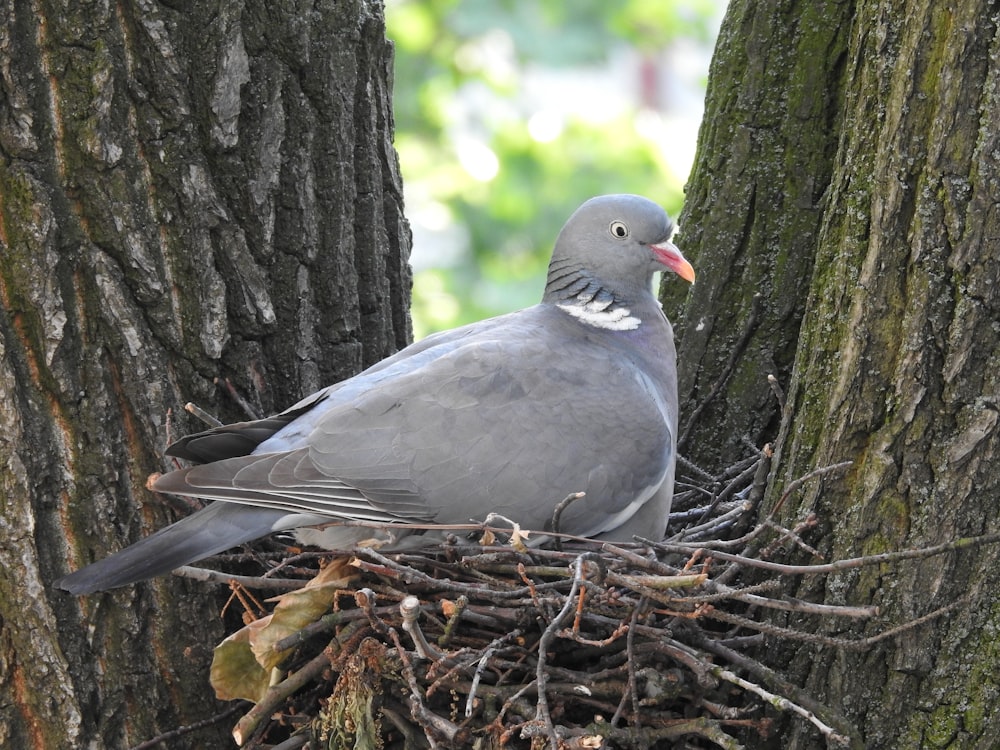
[545, 194, 695, 303]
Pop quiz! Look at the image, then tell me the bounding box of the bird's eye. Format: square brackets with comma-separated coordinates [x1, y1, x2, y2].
[609, 221, 629, 238]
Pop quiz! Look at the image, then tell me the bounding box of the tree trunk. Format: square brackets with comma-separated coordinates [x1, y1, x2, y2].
[662, 0, 850, 466]
[676, 1, 1000, 747]
[0, 0, 410, 747]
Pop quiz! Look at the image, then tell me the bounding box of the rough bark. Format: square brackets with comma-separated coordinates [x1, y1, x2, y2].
[663, 0, 850, 466]
[676, 0, 1000, 747]
[0, 0, 410, 748]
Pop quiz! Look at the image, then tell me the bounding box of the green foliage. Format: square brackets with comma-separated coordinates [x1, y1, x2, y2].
[387, 0, 718, 335]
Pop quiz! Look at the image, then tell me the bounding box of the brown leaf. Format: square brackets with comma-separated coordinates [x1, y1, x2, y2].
[210, 618, 272, 702]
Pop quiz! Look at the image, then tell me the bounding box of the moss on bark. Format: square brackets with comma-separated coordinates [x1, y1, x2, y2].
[675, 1, 1000, 747]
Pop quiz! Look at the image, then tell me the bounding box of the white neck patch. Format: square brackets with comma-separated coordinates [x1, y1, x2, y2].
[556, 298, 641, 331]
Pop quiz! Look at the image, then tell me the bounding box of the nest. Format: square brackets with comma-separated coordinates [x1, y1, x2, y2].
[136, 406, 987, 750]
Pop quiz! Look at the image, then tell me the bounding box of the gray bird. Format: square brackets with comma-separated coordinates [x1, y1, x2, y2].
[56, 194, 695, 595]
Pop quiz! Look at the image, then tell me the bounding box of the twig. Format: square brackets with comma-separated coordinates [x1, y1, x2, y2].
[389, 629, 467, 747]
[550, 492, 586, 550]
[529, 554, 595, 750]
[232, 646, 331, 745]
[671, 501, 752, 542]
[610, 598, 645, 728]
[438, 595, 468, 648]
[127, 703, 246, 750]
[704, 608, 880, 648]
[221, 579, 268, 622]
[669, 500, 742, 525]
[840, 596, 970, 650]
[183, 401, 223, 428]
[693, 457, 761, 526]
[270, 605, 401, 654]
[709, 664, 851, 748]
[759, 515, 822, 559]
[726, 591, 877, 619]
[172, 565, 307, 591]
[661, 460, 854, 553]
[400, 596, 445, 660]
[660, 529, 1000, 575]
[215, 377, 261, 420]
[355, 587, 390, 635]
[766, 373, 786, 411]
[467, 630, 523, 718]
[772, 460, 854, 515]
[676, 454, 717, 482]
[745, 442, 773, 509]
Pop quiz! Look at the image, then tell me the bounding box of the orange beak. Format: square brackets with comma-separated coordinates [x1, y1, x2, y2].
[650, 240, 695, 283]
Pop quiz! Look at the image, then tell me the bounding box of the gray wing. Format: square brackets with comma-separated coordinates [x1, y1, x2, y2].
[163, 319, 494, 464]
[314, 334, 674, 537]
[153, 311, 675, 538]
[53, 502, 298, 594]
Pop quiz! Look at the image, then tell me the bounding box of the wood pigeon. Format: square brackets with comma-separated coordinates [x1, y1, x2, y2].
[56, 194, 695, 595]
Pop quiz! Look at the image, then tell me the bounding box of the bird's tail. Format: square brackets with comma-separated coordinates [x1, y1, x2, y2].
[54, 502, 291, 595]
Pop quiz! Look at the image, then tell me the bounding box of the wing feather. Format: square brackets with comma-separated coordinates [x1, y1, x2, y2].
[152, 306, 676, 540]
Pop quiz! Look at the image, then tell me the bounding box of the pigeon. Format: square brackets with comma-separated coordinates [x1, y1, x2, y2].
[55, 194, 695, 595]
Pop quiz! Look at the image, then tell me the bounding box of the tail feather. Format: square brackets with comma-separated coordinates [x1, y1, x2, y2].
[55, 502, 292, 595]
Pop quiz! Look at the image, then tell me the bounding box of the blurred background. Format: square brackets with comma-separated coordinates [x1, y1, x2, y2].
[385, 0, 725, 337]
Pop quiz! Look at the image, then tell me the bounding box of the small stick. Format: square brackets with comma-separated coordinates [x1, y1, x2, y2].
[532, 555, 594, 750]
[772, 460, 854, 515]
[671, 502, 752, 542]
[842, 597, 970, 650]
[389, 629, 467, 747]
[610, 598, 645, 728]
[668, 500, 744, 525]
[550, 492, 586, 550]
[221, 579, 268, 623]
[271, 607, 396, 653]
[660, 529, 1000, 576]
[400, 596, 445, 660]
[438, 595, 468, 648]
[215, 377, 261, 420]
[759, 515, 823, 559]
[466, 629, 524, 718]
[692, 458, 761, 526]
[676, 454, 716, 482]
[232, 646, 330, 745]
[356, 588, 390, 635]
[703, 608, 882, 648]
[657, 460, 854, 554]
[517, 562, 546, 619]
[558, 623, 629, 648]
[183, 401, 223, 428]
[710, 664, 850, 746]
[172, 565, 307, 591]
[127, 703, 246, 750]
[467, 647, 495, 718]
[744, 442, 773, 510]
[767, 373, 786, 411]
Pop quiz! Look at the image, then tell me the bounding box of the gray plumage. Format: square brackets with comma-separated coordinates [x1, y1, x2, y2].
[55, 194, 694, 595]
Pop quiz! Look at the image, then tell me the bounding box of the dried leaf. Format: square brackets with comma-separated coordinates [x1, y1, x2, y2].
[509, 522, 530, 551]
[248, 558, 357, 670]
[210, 619, 271, 702]
[212, 556, 358, 700]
